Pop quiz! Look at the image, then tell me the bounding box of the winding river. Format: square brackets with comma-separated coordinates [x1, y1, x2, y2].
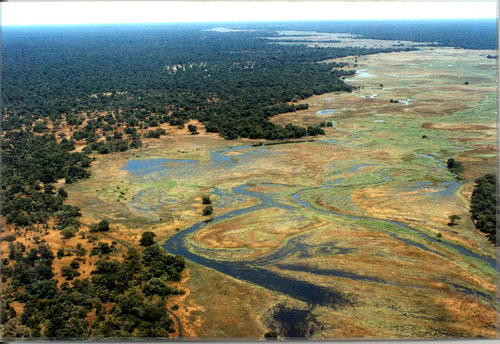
[125, 142, 495, 307]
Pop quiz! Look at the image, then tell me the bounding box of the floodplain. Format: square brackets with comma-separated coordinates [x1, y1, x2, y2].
[64, 46, 497, 339]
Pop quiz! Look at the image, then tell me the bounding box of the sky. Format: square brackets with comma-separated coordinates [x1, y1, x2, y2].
[1, 1, 497, 26]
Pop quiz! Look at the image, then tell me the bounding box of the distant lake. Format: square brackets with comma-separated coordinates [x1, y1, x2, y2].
[316, 109, 336, 115]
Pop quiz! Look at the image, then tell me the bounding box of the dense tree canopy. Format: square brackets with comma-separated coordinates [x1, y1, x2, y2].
[470, 174, 497, 244]
[2, 24, 402, 142]
[2, 242, 185, 338]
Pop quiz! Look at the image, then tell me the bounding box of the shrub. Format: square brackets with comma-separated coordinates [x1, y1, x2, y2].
[61, 226, 77, 239]
[264, 331, 278, 340]
[90, 220, 110, 232]
[202, 205, 213, 216]
[140, 232, 156, 246]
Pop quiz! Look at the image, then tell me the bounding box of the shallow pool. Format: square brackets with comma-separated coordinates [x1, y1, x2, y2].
[315, 109, 336, 115]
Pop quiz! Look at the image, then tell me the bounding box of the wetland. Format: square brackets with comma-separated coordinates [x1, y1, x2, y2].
[2, 21, 497, 340]
[66, 46, 497, 339]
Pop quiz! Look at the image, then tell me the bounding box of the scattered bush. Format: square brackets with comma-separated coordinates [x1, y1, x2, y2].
[140, 232, 156, 246]
[202, 205, 213, 216]
[89, 220, 110, 232]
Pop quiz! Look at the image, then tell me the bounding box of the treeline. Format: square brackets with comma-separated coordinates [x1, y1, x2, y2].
[2, 237, 185, 338]
[248, 19, 497, 50]
[3, 24, 397, 142]
[1, 25, 393, 228]
[470, 174, 497, 244]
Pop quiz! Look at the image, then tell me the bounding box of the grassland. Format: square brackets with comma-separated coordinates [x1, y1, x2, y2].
[62, 47, 497, 339]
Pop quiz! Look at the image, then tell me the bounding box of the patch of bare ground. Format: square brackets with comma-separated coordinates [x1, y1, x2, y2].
[165, 267, 204, 338]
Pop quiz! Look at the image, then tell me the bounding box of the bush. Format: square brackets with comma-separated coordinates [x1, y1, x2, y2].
[201, 196, 211, 205]
[61, 226, 77, 239]
[90, 220, 110, 232]
[140, 232, 156, 246]
[202, 205, 213, 216]
[264, 331, 278, 340]
[57, 248, 65, 259]
[2, 234, 16, 242]
[61, 265, 80, 280]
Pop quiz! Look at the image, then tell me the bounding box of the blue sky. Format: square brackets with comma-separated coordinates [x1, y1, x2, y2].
[2, 1, 497, 26]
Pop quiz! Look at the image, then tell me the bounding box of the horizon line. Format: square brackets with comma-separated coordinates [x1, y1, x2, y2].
[3, 17, 497, 28]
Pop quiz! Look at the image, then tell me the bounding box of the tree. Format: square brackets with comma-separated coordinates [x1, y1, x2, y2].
[61, 226, 77, 239]
[140, 232, 156, 246]
[187, 124, 198, 135]
[202, 205, 213, 216]
[201, 195, 211, 205]
[61, 265, 80, 280]
[57, 188, 68, 199]
[447, 158, 464, 175]
[470, 174, 496, 243]
[448, 214, 461, 226]
[75, 244, 86, 259]
[90, 220, 110, 232]
[265, 331, 279, 340]
[57, 248, 65, 259]
[142, 277, 174, 296]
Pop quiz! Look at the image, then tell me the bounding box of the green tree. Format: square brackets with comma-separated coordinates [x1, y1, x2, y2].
[61, 226, 77, 239]
[202, 205, 213, 216]
[140, 232, 156, 246]
[90, 220, 110, 232]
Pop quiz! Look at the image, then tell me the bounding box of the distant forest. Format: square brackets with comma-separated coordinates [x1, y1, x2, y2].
[3, 24, 392, 140]
[236, 19, 498, 50]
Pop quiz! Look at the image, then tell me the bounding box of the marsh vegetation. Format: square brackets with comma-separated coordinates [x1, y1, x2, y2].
[1, 20, 497, 340]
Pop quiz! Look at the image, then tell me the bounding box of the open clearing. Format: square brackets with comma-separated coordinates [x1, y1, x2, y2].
[65, 47, 497, 339]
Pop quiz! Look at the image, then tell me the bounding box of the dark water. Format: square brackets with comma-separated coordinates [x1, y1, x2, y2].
[122, 142, 494, 311]
[277, 264, 386, 283]
[163, 184, 349, 306]
[266, 304, 324, 338]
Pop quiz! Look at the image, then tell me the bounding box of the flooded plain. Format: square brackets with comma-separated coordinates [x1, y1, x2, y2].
[66, 47, 497, 339]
